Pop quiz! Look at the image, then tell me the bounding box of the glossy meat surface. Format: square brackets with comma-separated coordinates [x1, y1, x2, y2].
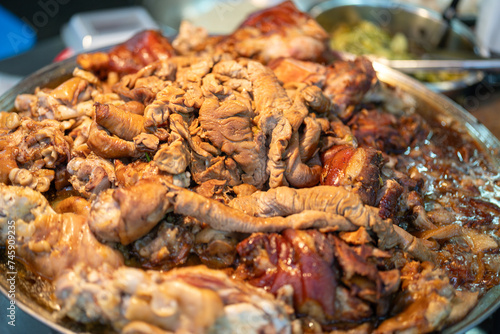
[0, 2, 498, 333]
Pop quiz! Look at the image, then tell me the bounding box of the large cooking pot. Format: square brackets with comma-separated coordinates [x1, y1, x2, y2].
[0, 55, 499, 333]
[310, 0, 486, 95]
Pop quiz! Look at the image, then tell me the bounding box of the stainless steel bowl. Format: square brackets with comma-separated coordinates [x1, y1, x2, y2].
[0, 57, 499, 334]
[310, 0, 486, 95]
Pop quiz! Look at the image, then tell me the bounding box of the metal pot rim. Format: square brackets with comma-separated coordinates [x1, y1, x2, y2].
[309, 0, 487, 94]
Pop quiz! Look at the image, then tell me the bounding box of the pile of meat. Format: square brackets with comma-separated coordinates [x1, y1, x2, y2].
[1, 2, 499, 333]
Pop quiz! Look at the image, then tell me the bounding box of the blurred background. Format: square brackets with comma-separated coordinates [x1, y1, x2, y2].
[0, 0, 499, 333]
[1, 0, 499, 140]
[0, 0, 485, 76]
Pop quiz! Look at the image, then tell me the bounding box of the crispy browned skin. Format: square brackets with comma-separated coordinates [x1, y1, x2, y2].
[236, 230, 401, 323]
[77, 30, 176, 76]
[324, 58, 376, 119]
[236, 230, 339, 321]
[76, 52, 109, 77]
[321, 145, 384, 206]
[108, 30, 176, 74]
[349, 109, 430, 154]
[217, 1, 329, 64]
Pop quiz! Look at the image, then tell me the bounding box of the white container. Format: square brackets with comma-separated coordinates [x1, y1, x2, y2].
[476, 0, 500, 57]
[61, 7, 158, 53]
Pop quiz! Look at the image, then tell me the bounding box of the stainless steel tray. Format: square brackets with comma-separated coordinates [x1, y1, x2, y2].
[309, 0, 487, 96]
[0, 57, 499, 334]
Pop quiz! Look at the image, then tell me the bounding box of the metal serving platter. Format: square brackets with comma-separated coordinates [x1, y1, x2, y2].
[0, 55, 499, 334]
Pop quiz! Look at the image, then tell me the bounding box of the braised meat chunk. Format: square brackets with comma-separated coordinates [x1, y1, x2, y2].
[0, 2, 499, 334]
[77, 30, 176, 77]
[55, 265, 291, 333]
[217, 1, 329, 64]
[0, 184, 123, 280]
